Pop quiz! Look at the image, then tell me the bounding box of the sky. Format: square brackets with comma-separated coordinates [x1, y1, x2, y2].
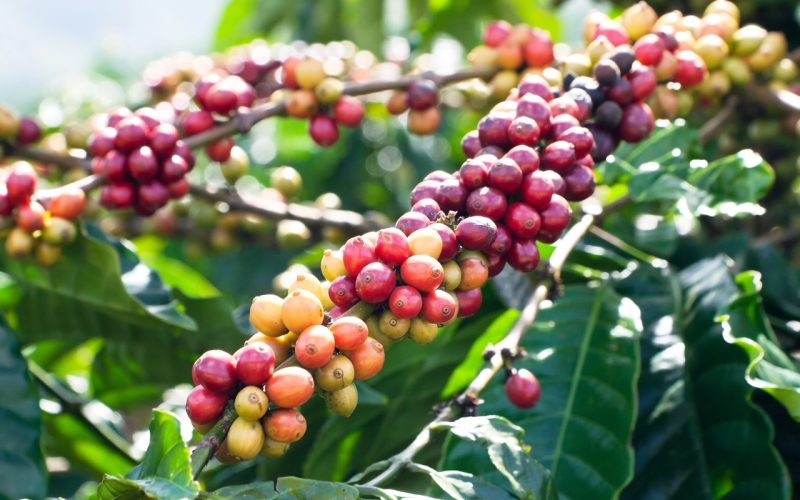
[0, 0, 228, 107]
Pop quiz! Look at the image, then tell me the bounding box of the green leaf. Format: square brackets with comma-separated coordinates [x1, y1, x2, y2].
[722, 271, 800, 421]
[443, 284, 642, 500]
[133, 236, 221, 299]
[616, 261, 791, 499]
[97, 410, 198, 500]
[206, 477, 360, 499]
[430, 470, 516, 500]
[0, 316, 47, 500]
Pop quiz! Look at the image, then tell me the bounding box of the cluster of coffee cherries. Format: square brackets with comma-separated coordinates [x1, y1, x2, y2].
[385, 78, 443, 135]
[186, 270, 383, 462]
[88, 108, 194, 215]
[1, 161, 86, 266]
[280, 57, 367, 146]
[0, 105, 43, 146]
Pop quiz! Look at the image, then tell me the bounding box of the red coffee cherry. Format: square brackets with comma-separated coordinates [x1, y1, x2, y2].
[459, 158, 489, 190]
[524, 29, 555, 67]
[6, 163, 37, 204]
[205, 137, 235, 162]
[505, 368, 542, 408]
[516, 93, 551, 131]
[487, 224, 513, 255]
[137, 182, 170, 212]
[167, 178, 191, 199]
[484, 20, 512, 47]
[234, 343, 276, 386]
[428, 223, 458, 262]
[100, 183, 136, 209]
[50, 188, 87, 220]
[627, 64, 657, 101]
[182, 110, 215, 136]
[266, 367, 315, 408]
[149, 123, 179, 158]
[619, 102, 655, 143]
[16, 202, 45, 233]
[507, 116, 540, 146]
[401, 255, 444, 292]
[295, 325, 336, 369]
[549, 95, 580, 120]
[542, 141, 576, 173]
[421, 289, 458, 324]
[466, 187, 508, 221]
[375, 228, 411, 266]
[521, 171, 555, 210]
[346, 337, 385, 380]
[507, 239, 541, 272]
[389, 285, 424, 319]
[461, 130, 482, 158]
[503, 145, 540, 175]
[407, 79, 439, 110]
[412, 199, 442, 221]
[456, 288, 483, 317]
[329, 316, 369, 350]
[186, 385, 228, 424]
[558, 127, 595, 159]
[563, 165, 596, 201]
[328, 275, 359, 309]
[540, 194, 572, 234]
[457, 252, 490, 291]
[505, 202, 542, 239]
[675, 50, 707, 88]
[410, 180, 440, 206]
[455, 216, 497, 250]
[478, 113, 512, 149]
[128, 146, 159, 182]
[16, 117, 42, 144]
[488, 158, 523, 194]
[333, 96, 365, 127]
[160, 154, 190, 183]
[634, 33, 665, 66]
[486, 252, 506, 277]
[434, 177, 468, 212]
[343, 235, 377, 276]
[114, 116, 149, 152]
[355, 262, 396, 303]
[309, 114, 340, 146]
[395, 211, 431, 236]
[264, 408, 307, 443]
[192, 350, 237, 394]
[88, 127, 117, 157]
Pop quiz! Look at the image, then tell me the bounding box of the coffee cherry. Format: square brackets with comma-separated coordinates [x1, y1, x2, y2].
[426, 223, 456, 262]
[421, 289, 458, 324]
[266, 366, 315, 407]
[549, 94, 581, 120]
[461, 130, 482, 158]
[261, 437, 291, 458]
[456, 288, 483, 317]
[295, 325, 336, 369]
[330, 316, 369, 350]
[478, 114, 512, 148]
[206, 137, 235, 162]
[408, 107, 441, 135]
[594, 59, 621, 87]
[505, 368, 541, 408]
[540, 194, 572, 234]
[488, 158, 523, 194]
[516, 95, 551, 135]
[100, 183, 135, 209]
[484, 20, 512, 47]
[5, 227, 34, 258]
[504, 146, 540, 175]
[34, 244, 61, 267]
[558, 127, 595, 159]
[395, 211, 431, 236]
[486, 253, 506, 276]
[234, 386, 269, 421]
[386, 91, 409, 115]
[404, 318, 436, 344]
[407, 79, 439, 110]
[282, 290, 324, 333]
[628, 64, 657, 101]
[455, 216, 497, 250]
[345, 337, 385, 380]
[674, 50, 707, 88]
[137, 182, 170, 212]
[594, 101, 623, 130]
[16, 117, 42, 144]
[389, 285, 423, 319]
[542, 141, 576, 173]
[235, 343, 276, 385]
[333, 96, 365, 127]
[607, 78, 635, 106]
[186, 385, 228, 424]
[466, 186, 508, 221]
[215, 441, 239, 464]
[547, 114, 581, 141]
[524, 29, 555, 67]
[264, 408, 307, 443]
[457, 252, 490, 291]
[508, 239, 541, 271]
[375, 228, 411, 266]
[325, 384, 359, 417]
[16, 202, 45, 233]
[410, 180, 439, 206]
[521, 171, 555, 210]
[442, 260, 461, 291]
[128, 146, 159, 182]
[250, 294, 288, 337]
[295, 58, 326, 89]
[400, 254, 444, 292]
[6, 163, 37, 204]
[505, 202, 542, 239]
[41, 217, 77, 246]
[564, 165, 596, 201]
[227, 417, 265, 460]
[343, 236, 377, 277]
[408, 227, 443, 259]
[161, 154, 190, 183]
[619, 102, 655, 143]
[321, 250, 347, 281]
[206, 79, 239, 115]
[114, 116, 149, 152]
[356, 262, 396, 303]
[459, 159, 488, 190]
[288, 273, 324, 303]
[487, 224, 513, 255]
[412, 199, 442, 221]
[270, 166, 303, 199]
[192, 350, 237, 394]
[507, 116, 540, 146]
[434, 177, 468, 212]
[309, 114, 340, 146]
[329, 276, 359, 309]
[49, 188, 86, 220]
[316, 355, 355, 392]
[376, 310, 408, 340]
[634, 33, 665, 66]
[149, 123, 179, 158]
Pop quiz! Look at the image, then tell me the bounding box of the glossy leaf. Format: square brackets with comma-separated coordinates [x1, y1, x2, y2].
[207, 477, 360, 499]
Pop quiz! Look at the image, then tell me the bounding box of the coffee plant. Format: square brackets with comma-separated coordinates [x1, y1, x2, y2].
[2, 0, 800, 498]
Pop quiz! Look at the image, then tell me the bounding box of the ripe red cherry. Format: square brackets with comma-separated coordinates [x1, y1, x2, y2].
[396, 211, 431, 236]
[619, 102, 655, 143]
[192, 350, 237, 393]
[484, 20, 512, 47]
[16, 117, 42, 144]
[558, 127, 595, 159]
[456, 216, 497, 250]
[428, 223, 458, 261]
[205, 79, 240, 115]
[425, 170, 451, 182]
[459, 158, 488, 189]
[100, 150, 129, 183]
[607, 78, 635, 106]
[627, 64, 657, 101]
[400, 254, 444, 292]
[138, 182, 170, 212]
[0, 194, 10, 216]
[487, 224, 513, 255]
[174, 141, 196, 169]
[356, 262, 396, 303]
[16, 202, 45, 232]
[503, 145, 539, 175]
[329, 275, 359, 309]
[524, 29, 555, 67]
[5, 163, 37, 204]
[389, 285, 424, 319]
[205, 137, 235, 162]
[343, 236, 377, 276]
[594, 20, 629, 46]
[375, 228, 411, 266]
[518, 75, 553, 101]
[466, 187, 507, 221]
[160, 154, 190, 183]
[407, 79, 439, 110]
[107, 107, 132, 128]
[309, 114, 340, 146]
[486, 253, 506, 276]
[128, 146, 159, 182]
[505, 202, 542, 239]
[540, 194, 572, 234]
[516, 93, 551, 131]
[330, 316, 369, 350]
[549, 95, 580, 119]
[88, 127, 117, 157]
[634, 33, 665, 66]
[410, 179, 440, 206]
[421, 289, 458, 324]
[478, 114, 512, 148]
[412, 199, 442, 221]
[507, 239, 541, 271]
[346, 338, 385, 380]
[182, 110, 215, 136]
[334, 96, 365, 127]
[456, 288, 483, 317]
[563, 165, 596, 201]
[135, 108, 161, 131]
[461, 130, 482, 158]
[50, 188, 87, 220]
[149, 123, 179, 158]
[167, 178, 191, 199]
[488, 158, 523, 194]
[505, 368, 541, 408]
[521, 171, 555, 210]
[541, 141, 576, 173]
[674, 50, 707, 88]
[434, 177, 468, 212]
[547, 114, 581, 141]
[186, 385, 228, 424]
[100, 183, 135, 209]
[234, 343, 276, 385]
[114, 116, 149, 152]
[507, 116, 540, 146]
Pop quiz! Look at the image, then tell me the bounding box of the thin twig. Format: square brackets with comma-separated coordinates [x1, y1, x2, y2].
[358, 214, 597, 488]
[698, 96, 739, 143]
